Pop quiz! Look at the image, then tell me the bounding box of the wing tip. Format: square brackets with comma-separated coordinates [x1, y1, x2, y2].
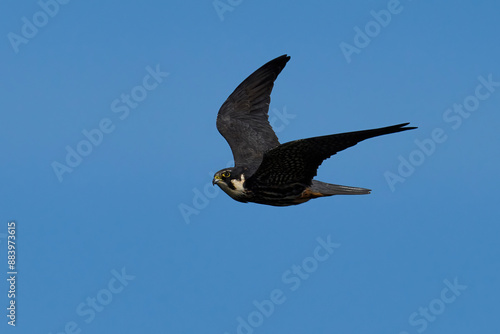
[265, 54, 291, 73]
[382, 122, 418, 135]
[395, 122, 418, 130]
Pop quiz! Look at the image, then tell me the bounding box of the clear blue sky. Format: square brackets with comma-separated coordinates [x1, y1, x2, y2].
[2, 1, 499, 333]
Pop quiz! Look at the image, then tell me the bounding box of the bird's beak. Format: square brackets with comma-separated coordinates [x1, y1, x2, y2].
[212, 176, 221, 186]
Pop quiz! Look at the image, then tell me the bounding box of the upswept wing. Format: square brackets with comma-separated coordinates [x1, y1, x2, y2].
[246, 123, 417, 187]
[216, 55, 290, 172]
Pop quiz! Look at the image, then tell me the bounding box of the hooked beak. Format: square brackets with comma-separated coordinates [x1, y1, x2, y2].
[212, 175, 221, 186]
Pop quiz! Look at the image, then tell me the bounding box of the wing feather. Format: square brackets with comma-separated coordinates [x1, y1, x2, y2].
[246, 123, 417, 187]
[216, 55, 290, 172]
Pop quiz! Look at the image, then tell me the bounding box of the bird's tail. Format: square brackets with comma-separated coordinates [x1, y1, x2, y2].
[310, 180, 371, 196]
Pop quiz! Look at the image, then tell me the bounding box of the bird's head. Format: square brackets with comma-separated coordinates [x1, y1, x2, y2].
[212, 167, 248, 201]
[212, 167, 239, 187]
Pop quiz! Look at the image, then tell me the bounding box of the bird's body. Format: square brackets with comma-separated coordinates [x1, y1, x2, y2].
[212, 55, 416, 206]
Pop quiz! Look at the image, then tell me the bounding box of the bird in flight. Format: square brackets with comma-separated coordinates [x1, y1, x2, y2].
[213, 55, 416, 206]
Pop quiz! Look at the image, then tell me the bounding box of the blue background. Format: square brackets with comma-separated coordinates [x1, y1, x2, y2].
[1, 1, 499, 333]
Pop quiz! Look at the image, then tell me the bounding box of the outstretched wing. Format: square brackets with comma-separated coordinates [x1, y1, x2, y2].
[216, 55, 290, 172]
[246, 123, 417, 187]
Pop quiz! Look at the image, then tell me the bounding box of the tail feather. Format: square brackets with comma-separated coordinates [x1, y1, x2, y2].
[310, 180, 371, 196]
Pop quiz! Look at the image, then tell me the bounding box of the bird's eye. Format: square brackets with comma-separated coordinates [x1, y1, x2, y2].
[222, 171, 230, 178]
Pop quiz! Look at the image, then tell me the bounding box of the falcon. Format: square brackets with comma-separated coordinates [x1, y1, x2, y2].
[212, 55, 416, 206]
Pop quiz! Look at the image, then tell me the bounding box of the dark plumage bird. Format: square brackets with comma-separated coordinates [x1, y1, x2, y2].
[212, 55, 416, 206]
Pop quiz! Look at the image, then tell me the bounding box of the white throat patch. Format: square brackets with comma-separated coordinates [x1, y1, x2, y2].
[230, 174, 246, 192]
